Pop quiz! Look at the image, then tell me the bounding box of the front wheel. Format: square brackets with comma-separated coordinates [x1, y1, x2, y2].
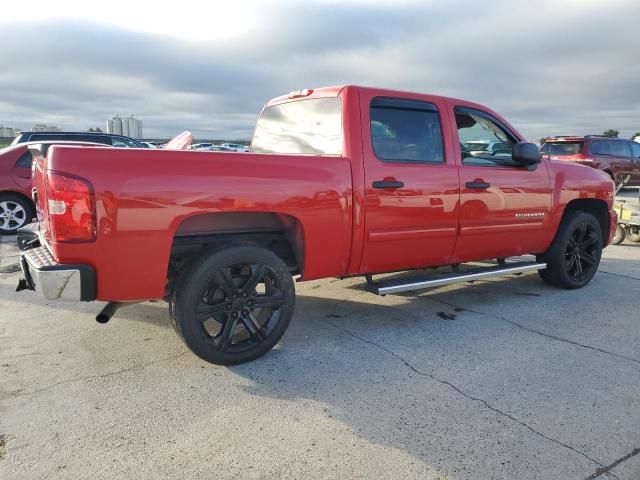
[538, 212, 603, 289]
[627, 228, 640, 243]
[170, 245, 295, 365]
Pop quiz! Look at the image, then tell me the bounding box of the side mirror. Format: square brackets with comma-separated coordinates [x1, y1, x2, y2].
[512, 141, 541, 167]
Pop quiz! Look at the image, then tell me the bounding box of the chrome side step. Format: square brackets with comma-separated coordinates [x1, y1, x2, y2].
[365, 261, 547, 295]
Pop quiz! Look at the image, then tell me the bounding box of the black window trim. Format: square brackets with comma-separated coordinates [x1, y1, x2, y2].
[369, 96, 446, 165]
[454, 106, 521, 168]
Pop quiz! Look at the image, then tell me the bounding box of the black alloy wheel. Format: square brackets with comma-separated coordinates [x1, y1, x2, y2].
[563, 221, 600, 283]
[170, 245, 295, 365]
[538, 211, 603, 289]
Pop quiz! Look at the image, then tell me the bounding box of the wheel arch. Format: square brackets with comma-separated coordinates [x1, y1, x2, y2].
[169, 211, 306, 275]
[560, 198, 609, 241]
[0, 189, 34, 207]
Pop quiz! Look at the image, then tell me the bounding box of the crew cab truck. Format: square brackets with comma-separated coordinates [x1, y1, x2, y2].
[17, 86, 617, 365]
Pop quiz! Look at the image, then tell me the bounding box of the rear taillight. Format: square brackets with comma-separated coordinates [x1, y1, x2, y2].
[46, 171, 96, 242]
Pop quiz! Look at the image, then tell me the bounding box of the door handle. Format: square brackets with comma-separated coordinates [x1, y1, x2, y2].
[372, 180, 404, 189]
[465, 181, 491, 189]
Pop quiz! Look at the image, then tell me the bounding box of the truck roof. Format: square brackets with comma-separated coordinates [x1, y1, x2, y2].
[264, 85, 492, 112]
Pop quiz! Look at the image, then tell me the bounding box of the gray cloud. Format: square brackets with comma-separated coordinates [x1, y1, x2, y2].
[1, 0, 638, 140]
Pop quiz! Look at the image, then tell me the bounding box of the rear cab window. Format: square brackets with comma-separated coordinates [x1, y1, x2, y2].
[251, 97, 342, 155]
[369, 98, 444, 163]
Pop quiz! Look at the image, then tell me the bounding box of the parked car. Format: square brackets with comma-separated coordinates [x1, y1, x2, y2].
[11, 131, 147, 148]
[222, 142, 250, 152]
[463, 140, 512, 155]
[540, 135, 640, 185]
[189, 143, 214, 150]
[140, 142, 158, 148]
[17, 85, 616, 365]
[0, 141, 110, 234]
[206, 145, 236, 152]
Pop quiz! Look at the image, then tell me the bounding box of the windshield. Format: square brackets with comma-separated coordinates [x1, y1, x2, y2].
[251, 97, 342, 155]
[541, 142, 583, 155]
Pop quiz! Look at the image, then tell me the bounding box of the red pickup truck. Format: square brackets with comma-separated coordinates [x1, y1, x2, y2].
[17, 86, 616, 365]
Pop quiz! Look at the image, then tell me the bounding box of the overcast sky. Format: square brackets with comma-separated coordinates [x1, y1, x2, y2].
[1, 0, 638, 141]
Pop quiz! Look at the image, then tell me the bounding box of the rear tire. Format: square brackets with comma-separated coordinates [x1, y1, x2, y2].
[170, 245, 295, 365]
[0, 193, 34, 235]
[538, 211, 603, 289]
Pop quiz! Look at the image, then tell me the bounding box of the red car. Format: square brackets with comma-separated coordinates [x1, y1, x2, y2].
[17, 86, 616, 365]
[541, 135, 640, 185]
[0, 141, 112, 235]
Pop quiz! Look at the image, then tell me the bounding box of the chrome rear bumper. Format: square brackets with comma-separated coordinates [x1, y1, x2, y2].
[17, 224, 96, 301]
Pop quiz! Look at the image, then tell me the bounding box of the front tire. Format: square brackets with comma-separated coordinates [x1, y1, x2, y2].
[0, 194, 34, 235]
[538, 212, 603, 289]
[170, 245, 295, 365]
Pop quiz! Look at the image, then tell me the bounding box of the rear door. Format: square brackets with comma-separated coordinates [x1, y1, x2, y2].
[610, 140, 633, 182]
[590, 140, 613, 177]
[359, 93, 460, 273]
[450, 104, 552, 262]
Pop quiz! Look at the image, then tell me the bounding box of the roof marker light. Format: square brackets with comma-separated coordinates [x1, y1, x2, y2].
[288, 89, 314, 99]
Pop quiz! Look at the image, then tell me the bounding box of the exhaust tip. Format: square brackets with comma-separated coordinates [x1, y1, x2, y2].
[96, 301, 121, 324]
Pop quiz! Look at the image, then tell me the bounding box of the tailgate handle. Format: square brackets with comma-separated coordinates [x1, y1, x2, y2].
[373, 180, 404, 189]
[465, 181, 491, 189]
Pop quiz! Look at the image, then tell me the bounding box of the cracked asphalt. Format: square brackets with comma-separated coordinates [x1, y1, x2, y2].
[1, 231, 640, 480]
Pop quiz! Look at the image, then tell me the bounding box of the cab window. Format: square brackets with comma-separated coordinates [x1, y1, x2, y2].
[591, 140, 611, 155]
[455, 107, 516, 167]
[610, 141, 631, 158]
[369, 98, 444, 163]
[15, 151, 33, 168]
[631, 142, 640, 158]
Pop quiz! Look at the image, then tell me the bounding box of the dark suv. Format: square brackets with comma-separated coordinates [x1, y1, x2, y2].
[11, 131, 147, 148]
[540, 136, 640, 185]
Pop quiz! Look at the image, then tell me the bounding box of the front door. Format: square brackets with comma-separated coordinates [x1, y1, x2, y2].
[359, 93, 460, 273]
[450, 104, 552, 262]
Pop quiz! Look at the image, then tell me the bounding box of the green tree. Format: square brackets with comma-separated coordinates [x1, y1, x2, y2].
[632, 132, 640, 140]
[602, 129, 619, 138]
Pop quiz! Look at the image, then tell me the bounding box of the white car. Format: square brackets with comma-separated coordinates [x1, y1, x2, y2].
[463, 140, 511, 155]
[190, 143, 214, 150]
[221, 143, 250, 152]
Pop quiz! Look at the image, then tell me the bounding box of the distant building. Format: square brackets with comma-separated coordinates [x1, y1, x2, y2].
[106, 115, 143, 139]
[32, 123, 62, 131]
[0, 126, 20, 137]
